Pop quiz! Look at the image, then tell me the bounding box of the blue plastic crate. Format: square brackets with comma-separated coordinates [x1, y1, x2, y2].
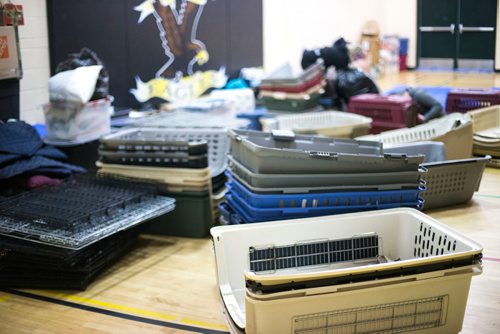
[225, 192, 424, 224]
[219, 201, 244, 225]
[226, 173, 424, 209]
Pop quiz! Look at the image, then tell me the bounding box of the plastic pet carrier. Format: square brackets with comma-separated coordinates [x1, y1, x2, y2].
[260, 71, 324, 93]
[101, 128, 228, 177]
[348, 93, 417, 133]
[0, 176, 175, 249]
[96, 162, 211, 190]
[229, 130, 423, 174]
[357, 113, 473, 160]
[385, 142, 490, 210]
[135, 110, 250, 130]
[224, 191, 423, 223]
[226, 173, 424, 209]
[228, 155, 426, 191]
[446, 88, 500, 113]
[468, 106, 500, 163]
[100, 128, 208, 154]
[98, 149, 208, 169]
[211, 208, 482, 333]
[260, 111, 372, 138]
[261, 94, 322, 113]
[145, 190, 214, 238]
[260, 60, 324, 88]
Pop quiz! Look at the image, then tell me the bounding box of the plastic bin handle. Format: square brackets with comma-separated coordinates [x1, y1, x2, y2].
[308, 151, 340, 160]
[271, 130, 295, 141]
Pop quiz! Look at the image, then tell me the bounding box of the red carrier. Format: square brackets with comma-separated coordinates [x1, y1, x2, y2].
[445, 88, 500, 113]
[348, 94, 417, 134]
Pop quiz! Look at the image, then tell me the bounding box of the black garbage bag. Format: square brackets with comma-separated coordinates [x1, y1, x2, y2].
[335, 68, 379, 107]
[55, 48, 109, 101]
[301, 37, 351, 71]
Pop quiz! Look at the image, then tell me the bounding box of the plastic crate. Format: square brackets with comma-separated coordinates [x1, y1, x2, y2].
[261, 93, 322, 112]
[348, 93, 417, 132]
[384, 141, 446, 163]
[145, 191, 213, 238]
[43, 96, 113, 144]
[100, 128, 208, 154]
[260, 72, 324, 93]
[225, 191, 423, 223]
[96, 162, 211, 190]
[446, 88, 500, 113]
[486, 156, 500, 168]
[134, 110, 250, 131]
[226, 174, 424, 209]
[228, 154, 426, 190]
[260, 60, 324, 87]
[357, 113, 473, 160]
[259, 111, 372, 138]
[229, 130, 423, 174]
[103, 128, 228, 177]
[383, 142, 490, 209]
[468, 106, 500, 158]
[422, 156, 490, 210]
[211, 208, 482, 333]
[98, 150, 208, 168]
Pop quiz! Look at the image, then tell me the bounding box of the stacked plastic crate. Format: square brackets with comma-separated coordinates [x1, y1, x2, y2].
[97, 128, 228, 237]
[348, 93, 417, 133]
[219, 129, 425, 225]
[0, 175, 174, 289]
[260, 60, 325, 113]
[468, 105, 500, 168]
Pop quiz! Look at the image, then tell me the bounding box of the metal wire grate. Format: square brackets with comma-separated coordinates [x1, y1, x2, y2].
[0, 176, 175, 249]
[249, 235, 379, 273]
[293, 295, 447, 334]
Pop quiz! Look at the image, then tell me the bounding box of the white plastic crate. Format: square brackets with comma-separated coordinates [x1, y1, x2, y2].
[211, 208, 482, 333]
[260, 111, 372, 138]
[43, 96, 113, 144]
[357, 113, 473, 160]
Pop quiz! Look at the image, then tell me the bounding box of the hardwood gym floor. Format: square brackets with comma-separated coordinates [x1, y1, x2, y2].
[0, 71, 499, 334]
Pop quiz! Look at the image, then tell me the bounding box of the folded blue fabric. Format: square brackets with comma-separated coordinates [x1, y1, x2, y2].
[0, 121, 44, 156]
[0, 156, 86, 179]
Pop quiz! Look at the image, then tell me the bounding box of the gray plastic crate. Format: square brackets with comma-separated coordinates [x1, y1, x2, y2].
[229, 130, 424, 174]
[382, 142, 491, 209]
[106, 128, 229, 177]
[422, 156, 490, 210]
[228, 155, 426, 190]
[384, 141, 446, 163]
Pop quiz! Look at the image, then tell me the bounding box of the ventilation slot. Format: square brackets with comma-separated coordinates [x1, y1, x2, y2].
[249, 235, 379, 273]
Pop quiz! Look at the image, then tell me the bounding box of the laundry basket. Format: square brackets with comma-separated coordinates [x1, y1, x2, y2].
[357, 113, 473, 160]
[260, 111, 372, 138]
[210, 208, 482, 334]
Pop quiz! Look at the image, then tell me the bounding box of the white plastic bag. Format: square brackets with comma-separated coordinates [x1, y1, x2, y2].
[49, 65, 103, 103]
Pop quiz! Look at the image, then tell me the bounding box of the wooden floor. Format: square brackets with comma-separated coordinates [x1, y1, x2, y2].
[1, 71, 500, 334]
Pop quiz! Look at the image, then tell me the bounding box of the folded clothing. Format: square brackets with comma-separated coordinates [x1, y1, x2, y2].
[0, 120, 86, 180]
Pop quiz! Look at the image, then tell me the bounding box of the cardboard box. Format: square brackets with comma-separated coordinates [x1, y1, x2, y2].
[360, 34, 381, 65]
[0, 26, 20, 79]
